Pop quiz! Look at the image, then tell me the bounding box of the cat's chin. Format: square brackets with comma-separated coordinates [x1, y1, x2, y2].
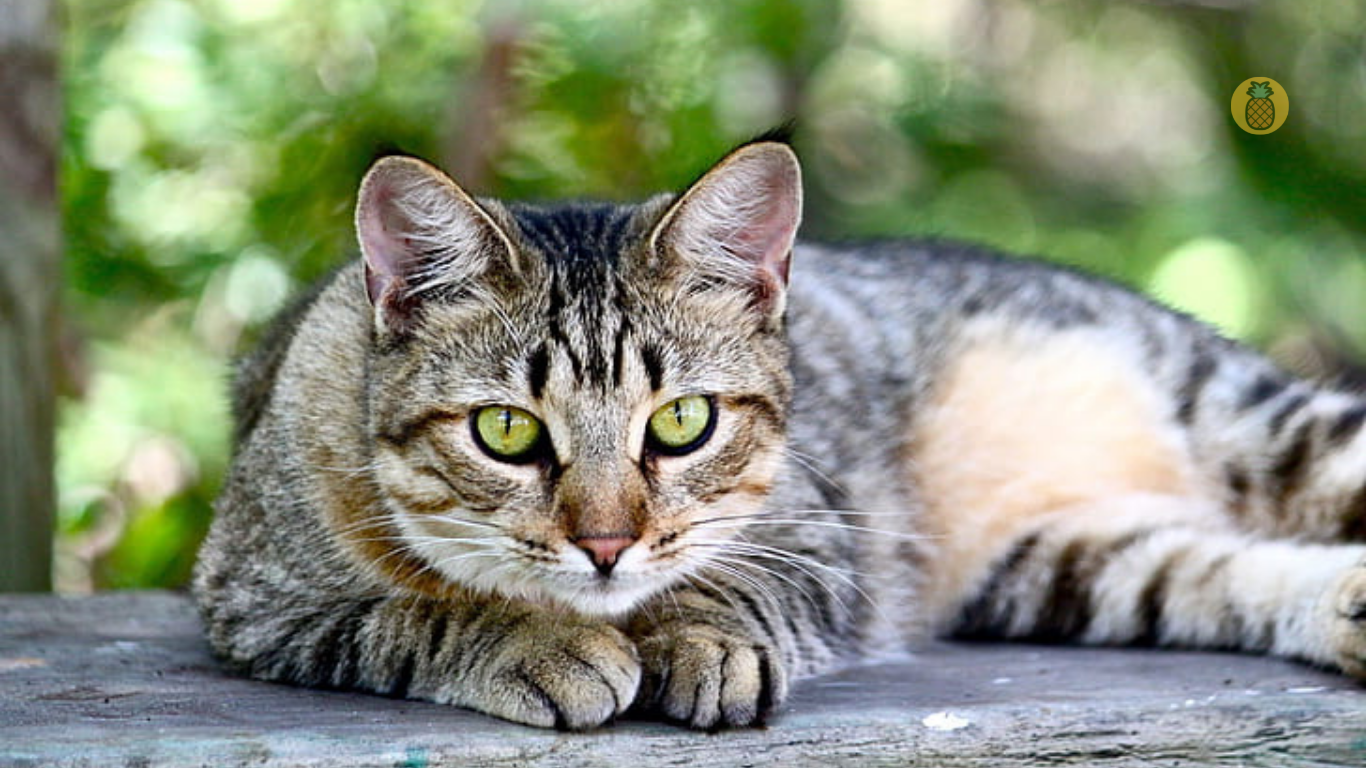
[496, 575, 677, 619]
[557, 583, 665, 618]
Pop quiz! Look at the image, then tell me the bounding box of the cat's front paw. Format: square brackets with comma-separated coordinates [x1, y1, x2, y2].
[1329, 564, 1366, 678]
[634, 623, 787, 730]
[471, 617, 641, 730]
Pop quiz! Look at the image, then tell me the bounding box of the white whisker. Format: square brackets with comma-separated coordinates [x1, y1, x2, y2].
[700, 553, 816, 616]
[684, 570, 747, 618]
[694, 517, 930, 542]
[781, 448, 845, 492]
[703, 539, 868, 580]
[691, 537, 892, 626]
[693, 542, 846, 609]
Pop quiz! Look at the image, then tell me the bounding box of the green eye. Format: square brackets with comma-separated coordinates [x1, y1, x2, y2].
[473, 406, 544, 462]
[647, 395, 714, 454]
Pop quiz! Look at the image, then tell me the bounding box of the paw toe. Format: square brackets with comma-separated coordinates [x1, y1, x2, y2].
[483, 623, 641, 730]
[637, 625, 784, 730]
[1330, 566, 1366, 678]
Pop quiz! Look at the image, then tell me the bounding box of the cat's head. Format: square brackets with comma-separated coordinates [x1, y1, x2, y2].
[353, 141, 802, 616]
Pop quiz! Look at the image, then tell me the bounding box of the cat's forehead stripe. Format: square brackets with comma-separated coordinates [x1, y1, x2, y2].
[527, 343, 550, 400]
[511, 202, 641, 394]
[508, 202, 637, 263]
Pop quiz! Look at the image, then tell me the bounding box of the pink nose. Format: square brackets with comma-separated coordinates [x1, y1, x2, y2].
[575, 536, 635, 576]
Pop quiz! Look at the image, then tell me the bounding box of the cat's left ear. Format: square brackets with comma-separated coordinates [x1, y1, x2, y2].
[649, 141, 802, 319]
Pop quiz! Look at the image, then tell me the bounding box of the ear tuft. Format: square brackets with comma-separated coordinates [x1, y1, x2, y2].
[650, 141, 802, 317]
[355, 156, 515, 333]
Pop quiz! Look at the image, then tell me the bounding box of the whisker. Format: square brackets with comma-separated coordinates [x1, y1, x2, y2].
[721, 553, 852, 622]
[700, 553, 818, 617]
[417, 514, 503, 531]
[782, 508, 923, 519]
[684, 570, 747, 618]
[349, 538, 425, 573]
[692, 538, 892, 625]
[693, 542, 851, 614]
[421, 548, 506, 578]
[698, 539, 870, 580]
[333, 511, 503, 539]
[332, 512, 411, 537]
[693, 518, 931, 543]
[372, 534, 500, 549]
[690, 508, 919, 526]
[781, 447, 845, 493]
[345, 526, 503, 576]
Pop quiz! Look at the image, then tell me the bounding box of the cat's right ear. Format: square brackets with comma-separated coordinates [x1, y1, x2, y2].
[355, 156, 517, 334]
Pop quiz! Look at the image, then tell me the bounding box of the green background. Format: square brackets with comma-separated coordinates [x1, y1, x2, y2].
[60, 0, 1366, 590]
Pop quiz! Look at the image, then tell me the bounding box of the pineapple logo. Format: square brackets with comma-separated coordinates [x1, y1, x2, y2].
[1231, 77, 1288, 134]
[1245, 82, 1275, 128]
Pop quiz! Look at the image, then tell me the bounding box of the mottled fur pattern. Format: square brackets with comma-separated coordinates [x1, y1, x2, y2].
[194, 141, 1366, 731]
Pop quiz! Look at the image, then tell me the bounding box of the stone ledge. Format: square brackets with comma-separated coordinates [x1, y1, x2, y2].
[1, 592, 1363, 767]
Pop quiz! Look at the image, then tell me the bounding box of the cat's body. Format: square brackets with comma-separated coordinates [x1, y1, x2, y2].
[194, 142, 1366, 730]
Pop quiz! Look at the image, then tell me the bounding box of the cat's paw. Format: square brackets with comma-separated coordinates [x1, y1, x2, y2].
[1328, 564, 1366, 678]
[471, 617, 641, 730]
[634, 623, 787, 730]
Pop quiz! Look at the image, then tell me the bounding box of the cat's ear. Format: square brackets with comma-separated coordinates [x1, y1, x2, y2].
[649, 141, 802, 318]
[355, 155, 517, 333]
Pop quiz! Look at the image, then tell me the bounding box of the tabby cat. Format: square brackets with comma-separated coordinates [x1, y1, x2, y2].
[193, 139, 1366, 730]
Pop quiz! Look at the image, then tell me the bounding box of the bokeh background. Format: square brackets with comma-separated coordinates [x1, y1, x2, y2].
[59, 0, 1366, 591]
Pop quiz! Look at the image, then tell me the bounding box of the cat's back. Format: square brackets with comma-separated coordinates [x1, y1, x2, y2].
[789, 239, 1164, 347]
[790, 241, 1126, 402]
[782, 239, 1234, 515]
[786, 238, 1227, 392]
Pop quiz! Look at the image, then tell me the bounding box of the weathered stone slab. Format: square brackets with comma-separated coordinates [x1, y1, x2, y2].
[2, 592, 1363, 766]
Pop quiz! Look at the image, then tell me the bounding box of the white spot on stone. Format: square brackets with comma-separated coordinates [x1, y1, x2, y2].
[96, 641, 142, 656]
[0, 657, 47, 672]
[922, 711, 970, 731]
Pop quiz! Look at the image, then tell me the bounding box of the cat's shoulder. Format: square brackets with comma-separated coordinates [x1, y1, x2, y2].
[230, 262, 358, 444]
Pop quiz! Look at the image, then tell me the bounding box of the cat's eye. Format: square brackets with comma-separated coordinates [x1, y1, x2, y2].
[473, 406, 544, 462]
[646, 395, 715, 455]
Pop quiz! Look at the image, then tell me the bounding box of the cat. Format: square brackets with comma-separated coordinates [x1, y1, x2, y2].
[193, 138, 1366, 731]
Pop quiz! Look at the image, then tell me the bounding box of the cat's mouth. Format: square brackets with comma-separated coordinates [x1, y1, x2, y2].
[398, 519, 706, 618]
[550, 541, 689, 616]
[529, 565, 680, 618]
[509, 523, 745, 617]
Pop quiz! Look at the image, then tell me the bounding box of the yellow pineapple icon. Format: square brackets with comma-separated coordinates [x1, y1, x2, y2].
[1232, 77, 1288, 134]
[1245, 82, 1275, 129]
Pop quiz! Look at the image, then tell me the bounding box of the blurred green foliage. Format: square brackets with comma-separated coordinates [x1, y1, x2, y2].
[61, 0, 1366, 590]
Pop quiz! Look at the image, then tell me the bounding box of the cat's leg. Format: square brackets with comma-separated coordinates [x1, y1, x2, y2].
[195, 581, 641, 730]
[908, 325, 1366, 672]
[1174, 341, 1366, 542]
[362, 596, 642, 729]
[626, 519, 867, 730]
[945, 495, 1366, 677]
[628, 587, 790, 730]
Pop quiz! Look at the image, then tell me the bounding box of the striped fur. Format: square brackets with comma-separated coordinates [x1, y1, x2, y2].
[194, 142, 1366, 732]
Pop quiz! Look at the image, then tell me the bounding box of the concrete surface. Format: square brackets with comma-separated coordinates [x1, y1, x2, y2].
[1, 592, 1363, 766]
